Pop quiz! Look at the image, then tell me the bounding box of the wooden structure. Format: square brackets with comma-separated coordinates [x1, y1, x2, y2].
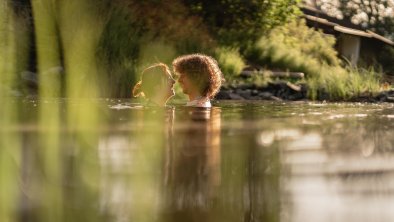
[240, 70, 304, 79]
[301, 5, 394, 66]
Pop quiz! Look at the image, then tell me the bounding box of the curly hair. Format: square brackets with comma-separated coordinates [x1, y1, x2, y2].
[172, 54, 224, 99]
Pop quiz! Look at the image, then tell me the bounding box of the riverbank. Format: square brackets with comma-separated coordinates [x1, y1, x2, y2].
[215, 81, 394, 103]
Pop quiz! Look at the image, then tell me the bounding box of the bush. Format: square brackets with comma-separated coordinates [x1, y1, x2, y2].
[182, 0, 301, 48]
[246, 19, 382, 100]
[246, 19, 340, 75]
[97, 4, 142, 97]
[215, 47, 245, 80]
[308, 65, 381, 100]
[97, 0, 215, 97]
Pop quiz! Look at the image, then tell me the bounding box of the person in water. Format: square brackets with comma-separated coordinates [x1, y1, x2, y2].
[172, 54, 223, 108]
[132, 63, 176, 106]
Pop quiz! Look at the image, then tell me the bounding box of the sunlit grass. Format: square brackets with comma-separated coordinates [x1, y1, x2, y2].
[0, 1, 388, 222]
[249, 19, 383, 100]
[60, 2, 104, 222]
[306, 65, 381, 100]
[0, 3, 20, 222]
[2, 1, 171, 220]
[22, 0, 106, 221]
[31, 1, 63, 220]
[215, 47, 245, 80]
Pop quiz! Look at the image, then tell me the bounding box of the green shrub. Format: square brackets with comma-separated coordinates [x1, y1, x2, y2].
[215, 47, 245, 80]
[306, 65, 381, 100]
[96, 4, 142, 97]
[97, 0, 216, 97]
[246, 19, 340, 75]
[183, 0, 301, 48]
[246, 19, 382, 100]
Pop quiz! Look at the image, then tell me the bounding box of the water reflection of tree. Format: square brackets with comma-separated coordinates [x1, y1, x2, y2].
[321, 115, 394, 156]
[225, 106, 282, 222]
[245, 140, 280, 222]
[162, 108, 221, 222]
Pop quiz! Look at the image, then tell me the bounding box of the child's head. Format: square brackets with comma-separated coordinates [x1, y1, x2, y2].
[172, 54, 223, 99]
[133, 63, 175, 105]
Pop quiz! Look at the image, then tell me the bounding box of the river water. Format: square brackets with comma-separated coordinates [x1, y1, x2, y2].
[2, 99, 394, 222]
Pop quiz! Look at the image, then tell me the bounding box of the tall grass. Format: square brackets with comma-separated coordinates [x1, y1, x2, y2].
[97, 4, 142, 97]
[215, 47, 246, 80]
[248, 20, 339, 76]
[31, 1, 104, 222]
[0, 0, 107, 221]
[31, 1, 63, 219]
[0, 1, 173, 222]
[247, 19, 382, 100]
[306, 65, 380, 100]
[0, 3, 20, 222]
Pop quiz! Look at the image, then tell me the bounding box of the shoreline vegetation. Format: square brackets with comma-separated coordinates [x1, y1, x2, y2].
[216, 79, 394, 103]
[1, 0, 393, 103]
[2, 2, 394, 222]
[215, 19, 392, 103]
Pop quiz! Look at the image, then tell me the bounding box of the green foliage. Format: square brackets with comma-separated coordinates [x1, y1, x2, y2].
[6, 0, 385, 100]
[126, 0, 214, 54]
[182, 0, 301, 48]
[247, 71, 272, 87]
[138, 41, 177, 68]
[97, 0, 215, 97]
[247, 20, 340, 76]
[96, 3, 142, 97]
[215, 47, 245, 80]
[247, 19, 382, 100]
[308, 65, 381, 100]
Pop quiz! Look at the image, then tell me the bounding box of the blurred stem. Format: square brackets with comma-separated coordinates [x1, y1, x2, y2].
[31, 0, 62, 97]
[0, 3, 20, 222]
[31, 0, 63, 221]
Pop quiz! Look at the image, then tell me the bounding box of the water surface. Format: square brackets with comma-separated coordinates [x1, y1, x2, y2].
[3, 99, 394, 222]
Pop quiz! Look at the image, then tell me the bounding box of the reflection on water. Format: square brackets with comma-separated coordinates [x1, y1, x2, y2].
[162, 108, 221, 222]
[2, 100, 394, 222]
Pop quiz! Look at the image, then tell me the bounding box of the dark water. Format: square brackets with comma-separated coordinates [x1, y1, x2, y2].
[3, 99, 394, 222]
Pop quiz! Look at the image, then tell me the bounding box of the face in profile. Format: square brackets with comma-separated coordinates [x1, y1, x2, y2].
[133, 63, 176, 106]
[177, 72, 197, 96]
[152, 68, 176, 104]
[172, 53, 224, 101]
[163, 70, 176, 99]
